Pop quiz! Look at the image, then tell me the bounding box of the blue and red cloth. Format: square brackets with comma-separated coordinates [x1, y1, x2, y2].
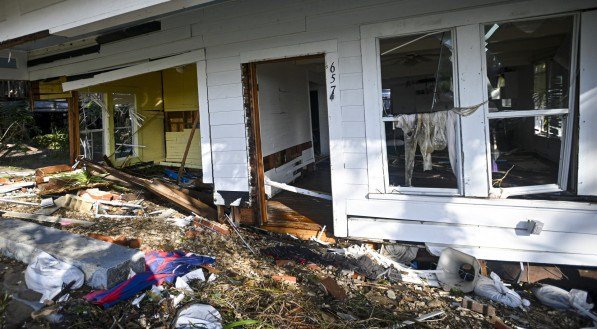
[85, 250, 215, 308]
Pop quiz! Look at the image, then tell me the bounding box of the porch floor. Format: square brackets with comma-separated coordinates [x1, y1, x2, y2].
[262, 157, 334, 242]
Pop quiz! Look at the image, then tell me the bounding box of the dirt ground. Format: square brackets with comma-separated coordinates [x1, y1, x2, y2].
[0, 168, 594, 328]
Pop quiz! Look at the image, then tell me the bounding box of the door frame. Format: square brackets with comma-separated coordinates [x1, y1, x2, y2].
[240, 40, 344, 233]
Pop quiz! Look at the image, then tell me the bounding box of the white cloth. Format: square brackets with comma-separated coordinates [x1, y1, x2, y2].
[393, 110, 457, 186]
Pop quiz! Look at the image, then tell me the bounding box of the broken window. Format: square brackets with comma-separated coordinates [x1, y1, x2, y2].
[484, 16, 575, 193]
[79, 93, 106, 162]
[379, 30, 460, 190]
[112, 93, 136, 159]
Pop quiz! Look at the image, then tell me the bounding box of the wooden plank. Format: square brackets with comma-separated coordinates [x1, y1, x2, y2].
[197, 59, 214, 184]
[68, 91, 80, 164]
[177, 112, 200, 184]
[0, 30, 49, 50]
[578, 10, 597, 196]
[247, 62, 267, 225]
[62, 49, 205, 91]
[0, 182, 35, 194]
[361, 27, 387, 195]
[79, 158, 217, 219]
[346, 198, 597, 234]
[265, 179, 332, 200]
[427, 243, 597, 267]
[347, 217, 597, 256]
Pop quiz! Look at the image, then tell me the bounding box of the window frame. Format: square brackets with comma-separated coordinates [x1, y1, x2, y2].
[377, 28, 463, 196]
[110, 92, 139, 160]
[480, 13, 580, 197]
[361, 10, 581, 199]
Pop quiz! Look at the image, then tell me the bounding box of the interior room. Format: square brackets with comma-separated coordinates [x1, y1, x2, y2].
[484, 16, 573, 188]
[380, 31, 459, 189]
[76, 64, 202, 171]
[252, 56, 333, 238]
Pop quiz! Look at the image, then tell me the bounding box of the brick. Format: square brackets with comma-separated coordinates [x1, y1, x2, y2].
[272, 275, 297, 284]
[462, 297, 496, 317]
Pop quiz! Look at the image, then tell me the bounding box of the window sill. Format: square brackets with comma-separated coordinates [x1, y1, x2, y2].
[366, 190, 596, 210]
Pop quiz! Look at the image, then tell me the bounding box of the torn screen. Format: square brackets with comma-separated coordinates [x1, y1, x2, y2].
[380, 30, 459, 188]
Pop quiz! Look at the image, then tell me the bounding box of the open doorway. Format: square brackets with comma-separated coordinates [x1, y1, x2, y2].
[244, 55, 333, 241]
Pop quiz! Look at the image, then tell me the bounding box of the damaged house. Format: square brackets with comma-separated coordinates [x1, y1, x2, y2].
[1, 0, 597, 267]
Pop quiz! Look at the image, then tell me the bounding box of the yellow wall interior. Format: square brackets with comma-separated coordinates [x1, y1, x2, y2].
[77, 63, 201, 167]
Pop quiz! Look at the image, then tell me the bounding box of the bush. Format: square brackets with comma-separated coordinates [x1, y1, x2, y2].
[32, 129, 69, 150]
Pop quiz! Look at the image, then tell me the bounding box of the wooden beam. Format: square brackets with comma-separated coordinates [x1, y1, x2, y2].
[0, 30, 49, 51]
[265, 178, 332, 200]
[79, 158, 217, 219]
[247, 62, 268, 225]
[68, 91, 80, 165]
[177, 112, 200, 184]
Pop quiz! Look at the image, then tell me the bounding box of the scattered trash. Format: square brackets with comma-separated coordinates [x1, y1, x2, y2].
[319, 277, 347, 300]
[389, 310, 446, 328]
[174, 304, 222, 329]
[169, 215, 194, 227]
[474, 272, 526, 308]
[25, 251, 84, 303]
[461, 296, 496, 317]
[533, 284, 596, 321]
[436, 248, 480, 293]
[84, 250, 215, 308]
[40, 197, 54, 208]
[131, 293, 146, 308]
[380, 244, 419, 264]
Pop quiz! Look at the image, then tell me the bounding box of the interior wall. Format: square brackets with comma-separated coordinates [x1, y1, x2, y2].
[162, 64, 202, 167]
[309, 71, 330, 156]
[78, 71, 165, 164]
[257, 61, 312, 157]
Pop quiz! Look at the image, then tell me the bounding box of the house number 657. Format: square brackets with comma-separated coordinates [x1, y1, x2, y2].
[329, 62, 336, 100]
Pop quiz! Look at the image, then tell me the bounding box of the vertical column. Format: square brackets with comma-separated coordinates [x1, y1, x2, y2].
[578, 10, 597, 196]
[456, 25, 490, 197]
[68, 91, 80, 164]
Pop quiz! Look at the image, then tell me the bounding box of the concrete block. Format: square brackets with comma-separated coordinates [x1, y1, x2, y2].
[0, 219, 145, 289]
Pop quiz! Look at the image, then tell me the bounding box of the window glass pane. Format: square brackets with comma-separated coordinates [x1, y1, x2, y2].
[112, 93, 135, 159]
[485, 16, 573, 112]
[380, 31, 458, 188]
[79, 93, 105, 161]
[490, 115, 562, 187]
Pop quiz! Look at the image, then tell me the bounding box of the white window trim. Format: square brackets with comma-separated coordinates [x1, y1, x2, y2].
[376, 28, 463, 195]
[362, 8, 583, 199]
[481, 13, 580, 197]
[111, 93, 139, 160]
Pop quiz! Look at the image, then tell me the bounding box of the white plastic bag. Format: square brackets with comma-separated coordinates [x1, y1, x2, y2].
[533, 284, 594, 311]
[474, 272, 524, 308]
[174, 304, 222, 329]
[25, 251, 84, 303]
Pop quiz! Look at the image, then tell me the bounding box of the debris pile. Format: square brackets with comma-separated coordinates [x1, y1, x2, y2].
[0, 159, 595, 328]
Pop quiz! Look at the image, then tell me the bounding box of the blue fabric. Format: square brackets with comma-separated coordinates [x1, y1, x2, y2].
[85, 250, 215, 308]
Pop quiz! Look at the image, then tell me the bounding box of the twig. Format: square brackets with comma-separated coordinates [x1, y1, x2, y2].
[225, 213, 256, 255]
[492, 165, 515, 188]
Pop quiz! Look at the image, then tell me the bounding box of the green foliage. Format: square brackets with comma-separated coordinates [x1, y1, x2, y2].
[0, 292, 10, 327]
[0, 100, 38, 145]
[32, 128, 69, 150]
